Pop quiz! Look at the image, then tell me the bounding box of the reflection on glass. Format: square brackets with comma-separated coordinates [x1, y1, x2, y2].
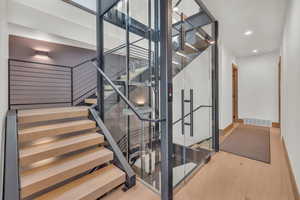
[91, 0, 216, 194]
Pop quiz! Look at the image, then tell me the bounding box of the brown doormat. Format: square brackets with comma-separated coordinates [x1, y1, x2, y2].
[220, 126, 271, 163]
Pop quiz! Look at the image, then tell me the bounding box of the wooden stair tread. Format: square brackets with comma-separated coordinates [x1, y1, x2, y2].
[35, 165, 126, 200]
[85, 98, 97, 105]
[20, 133, 104, 166]
[19, 120, 96, 142]
[18, 106, 90, 124]
[21, 147, 113, 198]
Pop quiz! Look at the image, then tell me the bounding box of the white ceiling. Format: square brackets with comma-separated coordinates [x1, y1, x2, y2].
[202, 0, 288, 58]
[12, 0, 288, 58]
[70, 0, 288, 58]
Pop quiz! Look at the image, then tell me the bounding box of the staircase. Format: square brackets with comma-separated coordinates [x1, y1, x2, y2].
[18, 106, 126, 199]
[84, 63, 149, 106]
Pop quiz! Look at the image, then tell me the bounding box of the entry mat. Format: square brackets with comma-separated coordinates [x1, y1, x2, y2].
[220, 126, 270, 163]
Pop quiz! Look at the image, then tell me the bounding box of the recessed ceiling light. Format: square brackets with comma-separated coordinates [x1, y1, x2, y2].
[244, 30, 253, 36]
[252, 49, 258, 53]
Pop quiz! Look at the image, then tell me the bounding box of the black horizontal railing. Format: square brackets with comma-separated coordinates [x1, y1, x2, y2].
[8, 39, 152, 109]
[71, 40, 152, 106]
[117, 128, 145, 152]
[116, 104, 212, 155]
[8, 59, 73, 109]
[73, 86, 97, 104]
[173, 104, 212, 125]
[89, 58, 164, 123]
[73, 37, 148, 69]
[8, 58, 72, 68]
[1, 110, 19, 200]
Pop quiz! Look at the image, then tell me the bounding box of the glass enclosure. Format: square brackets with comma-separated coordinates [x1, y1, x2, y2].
[100, 0, 216, 192]
[66, 0, 217, 197]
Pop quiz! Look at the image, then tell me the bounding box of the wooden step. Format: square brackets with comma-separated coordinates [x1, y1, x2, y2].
[18, 106, 90, 124]
[21, 147, 113, 199]
[20, 133, 104, 166]
[19, 120, 96, 143]
[35, 165, 125, 200]
[84, 98, 97, 105]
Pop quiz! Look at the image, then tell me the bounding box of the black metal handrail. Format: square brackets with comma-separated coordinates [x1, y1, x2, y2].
[73, 86, 97, 104]
[89, 58, 164, 123]
[117, 128, 143, 149]
[173, 104, 212, 125]
[8, 39, 152, 109]
[89, 107, 136, 188]
[104, 37, 146, 56]
[1, 110, 20, 200]
[73, 37, 148, 69]
[71, 38, 152, 107]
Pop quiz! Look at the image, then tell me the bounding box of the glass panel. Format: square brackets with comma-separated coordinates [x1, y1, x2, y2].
[68, 0, 216, 195]
[60, 0, 216, 197]
[101, 1, 159, 190]
[102, 15, 129, 154]
[171, 0, 214, 189]
[126, 0, 158, 189]
[71, 0, 96, 12]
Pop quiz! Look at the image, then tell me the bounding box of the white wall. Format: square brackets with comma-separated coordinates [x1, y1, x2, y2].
[0, 0, 8, 135]
[200, 0, 238, 130]
[237, 51, 279, 123]
[219, 45, 236, 129]
[8, 0, 97, 47]
[8, 23, 96, 50]
[281, 0, 300, 191]
[8, 0, 145, 51]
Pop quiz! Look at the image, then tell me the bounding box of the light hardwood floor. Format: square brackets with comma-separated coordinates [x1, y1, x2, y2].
[103, 127, 297, 200]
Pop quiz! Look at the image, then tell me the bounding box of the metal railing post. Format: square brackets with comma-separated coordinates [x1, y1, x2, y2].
[71, 68, 74, 106]
[160, 0, 173, 199]
[2, 110, 20, 200]
[212, 20, 219, 152]
[97, 0, 105, 121]
[125, 0, 131, 162]
[190, 89, 194, 137]
[181, 89, 185, 135]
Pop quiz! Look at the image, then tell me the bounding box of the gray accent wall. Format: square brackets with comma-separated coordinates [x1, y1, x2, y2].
[8, 35, 137, 109]
[9, 60, 72, 109]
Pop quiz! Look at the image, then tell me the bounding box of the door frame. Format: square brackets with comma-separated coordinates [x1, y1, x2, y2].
[232, 64, 238, 123]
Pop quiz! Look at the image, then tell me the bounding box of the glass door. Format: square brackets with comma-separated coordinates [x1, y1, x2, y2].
[171, 0, 214, 188]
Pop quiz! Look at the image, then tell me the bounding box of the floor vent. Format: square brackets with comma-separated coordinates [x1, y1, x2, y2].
[243, 118, 272, 127]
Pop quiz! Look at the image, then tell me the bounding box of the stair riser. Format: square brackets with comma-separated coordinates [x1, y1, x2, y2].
[20, 137, 104, 167]
[18, 111, 89, 124]
[21, 153, 113, 199]
[19, 122, 96, 143]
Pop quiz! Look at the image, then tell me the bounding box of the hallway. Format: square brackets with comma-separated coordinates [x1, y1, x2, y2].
[104, 126, 296, 200]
